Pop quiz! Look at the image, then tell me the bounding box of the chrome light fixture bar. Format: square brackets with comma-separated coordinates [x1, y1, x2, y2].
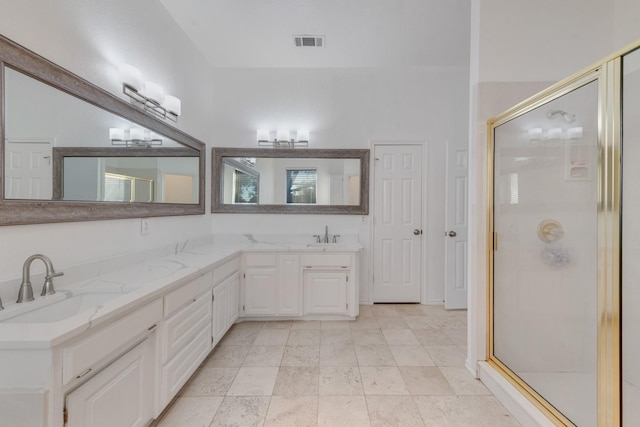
[110, 127, 162, 148]
[119, 64, 181, 123]
[257, 129, 309, 148]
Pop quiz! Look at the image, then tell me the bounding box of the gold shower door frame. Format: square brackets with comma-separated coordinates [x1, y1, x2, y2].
[487, 50, 627, 426]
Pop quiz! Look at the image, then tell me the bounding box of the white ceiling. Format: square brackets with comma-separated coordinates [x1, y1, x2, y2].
[159, 0, 470, 68]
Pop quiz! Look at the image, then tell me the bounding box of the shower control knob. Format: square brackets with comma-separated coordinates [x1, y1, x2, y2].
[447, 231, 457, 237]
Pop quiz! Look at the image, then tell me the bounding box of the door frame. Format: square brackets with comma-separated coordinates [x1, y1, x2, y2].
[368, 140, 429, 305]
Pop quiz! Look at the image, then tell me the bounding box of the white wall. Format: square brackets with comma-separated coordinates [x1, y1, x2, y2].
[0, 0, 215, 301]
[209, 66, 470, 304]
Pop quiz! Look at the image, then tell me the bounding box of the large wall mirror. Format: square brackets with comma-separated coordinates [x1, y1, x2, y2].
[212, 147, 369, 214]
[0, 35, 205, 225]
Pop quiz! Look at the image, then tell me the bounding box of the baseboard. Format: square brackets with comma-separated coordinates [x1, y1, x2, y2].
[478, 362, 555, 427]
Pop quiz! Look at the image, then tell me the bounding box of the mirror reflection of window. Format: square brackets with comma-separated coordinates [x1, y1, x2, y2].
[286, 168, 317, 204]
[103, 172, 153, 203]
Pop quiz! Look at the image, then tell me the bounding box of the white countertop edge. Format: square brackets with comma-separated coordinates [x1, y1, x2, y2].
[0, 239, 361, 349]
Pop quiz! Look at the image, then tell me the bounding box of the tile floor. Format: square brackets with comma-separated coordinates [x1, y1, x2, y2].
[154, 304, 521, 427]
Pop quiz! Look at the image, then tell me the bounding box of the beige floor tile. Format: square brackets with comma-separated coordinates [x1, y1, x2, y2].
[180, 367, 238, 396]
[399, 366, 455, 395]
[291, 320, 321, 329]
[395, 304, 432, 316]
[206, 345, 249, 367]
[287, 329, 321, 345]
[320, 345, 359, 367]
[360, 367, 409, 395]
[210, 396, 270, 427]
[355, 344, 397, 367]
[350, 317, 380, 330]
[263, 320, 293, 329]
[253, 328, 290, 346]
[219, 328, 260, 346]
[424, 345, 466, 367]
[382, 329, 420, 346]
[232, 321, 266, 331]
[412, 329, 456, 346]
[243, 345, 285, 367]
[389, 345, 435, 366]
[318, 395, 371, 427]
[156, 396, 222, 427]
[320, 329, 353, 346]
[226, 367, 279, 396]
[321, 320, 351, 330]
[281, 345, 320, 366]
[376, 316, 409, 329]
[358, 305, 376, 318]
[445, 328, 467, 347]
[352, 329, 387, 345]
[439, 367, 491, 395]
[423, 315, 467, 330]
[264, 396, 318, 427]
[371, 305, 403, 318]
[272, 366, 319, 396]
[319, 366, 363, 395]
[366, 395, 426, 427]
[414, 395, 521, 427]
[403, 316, 436, 330]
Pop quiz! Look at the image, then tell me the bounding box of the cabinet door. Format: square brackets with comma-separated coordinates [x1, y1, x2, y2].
[66, 337, 154, 427]
[212, 282, 228, 345]
[227, 272, 240, 325]
[278, 254, 301, 316]
[303, 270, 348, 315]
[243, 267, 277, 315]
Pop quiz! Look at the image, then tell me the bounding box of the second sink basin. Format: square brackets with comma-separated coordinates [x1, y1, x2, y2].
[2, 292, 124, 324]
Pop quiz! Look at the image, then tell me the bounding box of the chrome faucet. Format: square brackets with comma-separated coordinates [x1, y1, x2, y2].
[323, 225, 329, 243]
[17, 254, 64, 303]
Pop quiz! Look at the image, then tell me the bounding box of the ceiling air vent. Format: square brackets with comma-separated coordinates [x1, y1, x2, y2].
[293, 35, 325, 47]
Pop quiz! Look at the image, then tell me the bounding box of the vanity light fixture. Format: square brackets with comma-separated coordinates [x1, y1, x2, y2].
[257, 129, 309, 147]
[110, 127, 162, 148]
[118, 64, 182, 123]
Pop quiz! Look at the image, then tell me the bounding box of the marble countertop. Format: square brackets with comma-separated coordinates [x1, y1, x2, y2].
[0, 234, 362, 349]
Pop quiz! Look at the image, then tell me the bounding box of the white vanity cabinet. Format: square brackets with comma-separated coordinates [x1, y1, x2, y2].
[62, 298, 163, 427]
[212, 257, 241, 346]
[159, 271, 213, 407]
[241, 251, 358, 319]
[242, 253, 302, 317]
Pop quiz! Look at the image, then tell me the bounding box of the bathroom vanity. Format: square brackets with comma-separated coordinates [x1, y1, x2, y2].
[0, 236, 361, 427]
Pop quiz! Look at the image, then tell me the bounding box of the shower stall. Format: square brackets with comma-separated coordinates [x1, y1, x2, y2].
[488, 43, 640, 426]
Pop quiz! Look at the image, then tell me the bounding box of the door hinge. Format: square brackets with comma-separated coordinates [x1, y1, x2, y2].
[63, 406, 68, 424]
[211, 336, 214, 345]
[346, 303, 349, 310]
[243, 273, 246, 279]
[242, 305, 245, 312]
[212, 293, 215, 302]
[493, 231, 498, 251]
[346, 276, 349, 282]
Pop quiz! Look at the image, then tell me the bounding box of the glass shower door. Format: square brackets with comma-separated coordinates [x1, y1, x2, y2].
[491, 79, 599, 427]
[622, 47, 640, 426]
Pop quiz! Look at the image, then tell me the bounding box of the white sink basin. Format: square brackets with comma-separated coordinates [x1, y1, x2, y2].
[306, 243, 346, 248]
[2, 292, 123, 323]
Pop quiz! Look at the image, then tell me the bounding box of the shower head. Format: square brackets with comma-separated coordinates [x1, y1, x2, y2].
[547, 109, 576, 123]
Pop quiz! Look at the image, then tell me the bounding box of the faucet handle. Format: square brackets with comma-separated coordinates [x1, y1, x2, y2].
[332, 235, 341, 243]
[45, 271, 64, 280]
[313, 235, 322, 243]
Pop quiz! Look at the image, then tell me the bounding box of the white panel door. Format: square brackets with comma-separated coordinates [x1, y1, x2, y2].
[373, 144, 423, 302]
[4, 139, 52, 199]
[444, 142, 468, 309]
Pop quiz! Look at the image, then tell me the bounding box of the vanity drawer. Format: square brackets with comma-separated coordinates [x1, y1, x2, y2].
[164, 271, 212, 317]
[161, 291, 212, 363]
[62, 298, 162, 386]
[161, 325, 211, 407]
[244, 253, 277, 267]
[213, 256, 240, 284]
[300, 253, 352, 268]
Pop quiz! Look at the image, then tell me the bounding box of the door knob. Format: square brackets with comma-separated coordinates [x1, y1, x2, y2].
[448, 231, 457, 237]
[413, 229, 422, 235]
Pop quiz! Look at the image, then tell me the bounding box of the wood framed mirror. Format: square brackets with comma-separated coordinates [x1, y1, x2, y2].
[212, 147, 369, 215]
[0, 35, 206, 225]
